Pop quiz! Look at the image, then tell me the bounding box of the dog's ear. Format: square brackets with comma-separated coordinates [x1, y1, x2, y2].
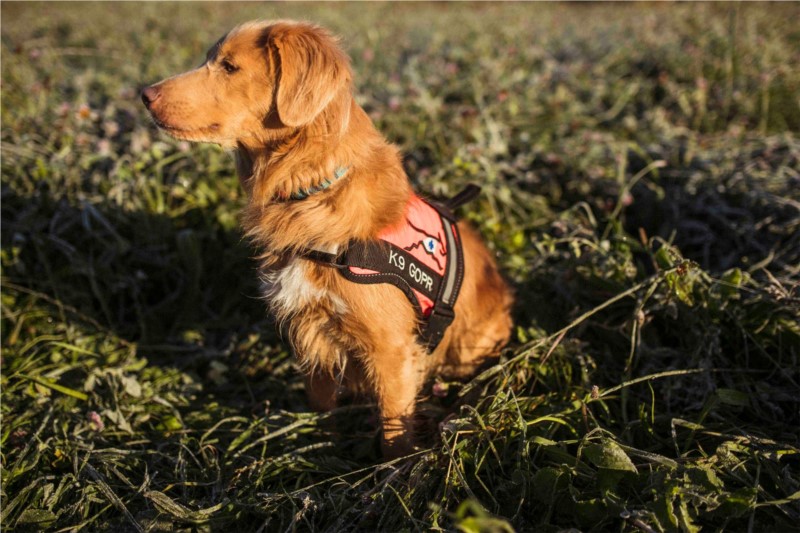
[270, 23, 350, 128]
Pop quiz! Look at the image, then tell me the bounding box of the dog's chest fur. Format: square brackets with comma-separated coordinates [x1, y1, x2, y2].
[262, 257, 351, 372]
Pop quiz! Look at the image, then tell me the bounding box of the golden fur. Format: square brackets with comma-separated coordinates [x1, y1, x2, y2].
[143, 20, 513, 457]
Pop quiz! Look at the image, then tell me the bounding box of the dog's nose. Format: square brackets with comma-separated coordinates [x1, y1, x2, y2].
[141, 86, 161, 108]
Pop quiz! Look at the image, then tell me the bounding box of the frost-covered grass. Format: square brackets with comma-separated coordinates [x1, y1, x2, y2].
[2, 2, 799, 531]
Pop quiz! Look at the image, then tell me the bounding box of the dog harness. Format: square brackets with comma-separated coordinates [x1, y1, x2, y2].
[305, 184, 481, 352]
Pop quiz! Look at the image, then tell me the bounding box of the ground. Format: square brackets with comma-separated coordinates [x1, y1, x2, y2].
[2, 3, 799, 532]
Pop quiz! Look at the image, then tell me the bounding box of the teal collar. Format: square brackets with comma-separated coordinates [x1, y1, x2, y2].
[288, 166, 350, 201]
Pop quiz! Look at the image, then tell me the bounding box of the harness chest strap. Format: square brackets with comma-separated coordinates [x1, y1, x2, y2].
[303, 185, 479, 352]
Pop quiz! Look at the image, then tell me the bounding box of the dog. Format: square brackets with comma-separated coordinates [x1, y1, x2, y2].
[142, 20, 513, 458]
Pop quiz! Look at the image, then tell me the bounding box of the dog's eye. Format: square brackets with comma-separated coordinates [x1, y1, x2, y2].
[221, 59, 238, 74]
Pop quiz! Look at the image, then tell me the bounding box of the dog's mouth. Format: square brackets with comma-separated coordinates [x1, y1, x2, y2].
[149, 115, 220, 138]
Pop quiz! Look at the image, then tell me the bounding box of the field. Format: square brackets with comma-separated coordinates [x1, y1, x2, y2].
[2, 2, 799, 531]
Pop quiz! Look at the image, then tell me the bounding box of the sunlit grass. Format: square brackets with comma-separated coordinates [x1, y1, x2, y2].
[2, 2, 798, 531]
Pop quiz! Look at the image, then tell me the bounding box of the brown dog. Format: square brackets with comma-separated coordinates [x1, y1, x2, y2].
[142, 20, 513, 458]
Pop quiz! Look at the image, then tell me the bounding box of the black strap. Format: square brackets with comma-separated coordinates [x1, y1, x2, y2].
[341, 241, 442, 301]
[420, 305, 455, 351]
[303, 249, 341, 266]
[444, 184, 481, 211]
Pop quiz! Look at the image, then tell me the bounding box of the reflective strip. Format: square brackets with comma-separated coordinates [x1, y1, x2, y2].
[441, 219, 458, 305]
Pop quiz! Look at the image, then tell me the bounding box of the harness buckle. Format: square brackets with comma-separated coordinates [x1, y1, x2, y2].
[422, 305, 456, 351]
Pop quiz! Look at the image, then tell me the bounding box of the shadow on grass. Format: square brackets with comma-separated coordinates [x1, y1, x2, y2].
[0, 183, 317, 416]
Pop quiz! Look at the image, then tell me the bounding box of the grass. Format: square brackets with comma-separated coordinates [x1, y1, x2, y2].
[2, 2, 799, 531]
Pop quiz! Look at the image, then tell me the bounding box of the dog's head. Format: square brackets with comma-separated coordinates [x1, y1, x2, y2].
[141, 20, 352, 149]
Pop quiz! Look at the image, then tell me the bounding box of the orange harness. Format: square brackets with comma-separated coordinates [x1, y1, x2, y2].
[305, 185, 480, 351]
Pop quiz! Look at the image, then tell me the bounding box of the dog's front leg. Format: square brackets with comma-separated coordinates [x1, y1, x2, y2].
[304, 370, 339, 412]
[370, 346, 423, 458]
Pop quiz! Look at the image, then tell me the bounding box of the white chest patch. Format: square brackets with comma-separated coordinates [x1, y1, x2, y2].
[262, 257, 348, 318]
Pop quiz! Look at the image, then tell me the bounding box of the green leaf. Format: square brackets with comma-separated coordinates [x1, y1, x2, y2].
[159, 415, 183, 432]
[655, 246, 675, 269]
[716, 388, 750, 407]
[533, 467, 567, 504]
[677, 493, 701, 533]
[666, 271, 695, 306]
[144, 490, 226, 524]
[102, 408, 133, 433]
[571, 497, 608, 527]
[583, 439, 638, 473]
[717, 488, 757, 518]
[531, 436, 557, 446]
[16, 508, 57, 526]
[686, 466, 724, 491]
[453, 500, 515, 533]
[456, 516, 515, 533]
[653, 483, 680, 530]
[20, 374, 88, 401]
[596, 468, 628, 493]
[120, 374, 142, 398]
[720, 268, 745, 298]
